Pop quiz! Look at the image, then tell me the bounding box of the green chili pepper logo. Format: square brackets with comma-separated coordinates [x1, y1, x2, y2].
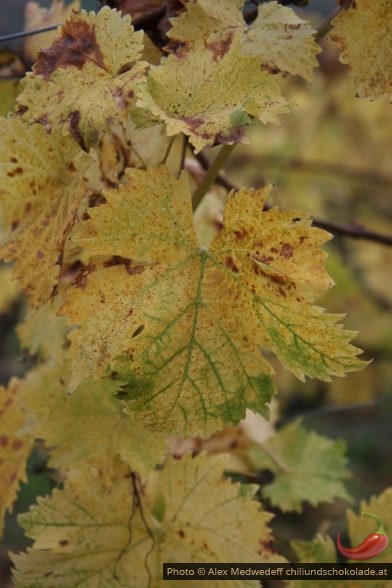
[337, 511, 388, 560]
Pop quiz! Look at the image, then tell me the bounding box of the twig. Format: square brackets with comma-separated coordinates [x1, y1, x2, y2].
[257, 156, 392, 189]
[0, 24, 61, 43]
[192, 145, 235, 211]
[311, 218, 392, 247]
[315, 5, 344, 42]
[178, 135, 189, 178]
[193, 152, 392, 247]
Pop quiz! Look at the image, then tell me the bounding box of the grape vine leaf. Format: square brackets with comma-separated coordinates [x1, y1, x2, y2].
[12, 454, 282, 587]
[346, 487, 392, 564]
[0, 266, 19, 315]
[61, 166, 365, 436]
[291, 533, 337, 563]
[0, 78, 20, 116]
[290, 523, 390, 588]
[0, 379, 33, 539]
[16, 304, 68, 363]
[330, 0, 392, 99]
[168, 0, 320, 81]
[24, 0, 81, 63]
[23, 360, 167, 478]
[134, 34, 288, 152]
[17, 7, 147, 151]
[0, 118, 90, 307]
[246, 420, 350, 512]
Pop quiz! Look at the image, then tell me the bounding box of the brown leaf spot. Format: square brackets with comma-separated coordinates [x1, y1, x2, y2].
[225, 256, 239, 273]
[278, 287, 286, 297]
[280, 242, 294, 258]
[59, 540, 69, 547]
[103, 255, 132, 268]
[10, 157, 18, 163]
[36, 250, 44, 260]
[0, 435, 8, 447]
[11, 220, 19, 231]
[254, 255, 273, 265]
[270, 273, 286, 285]
[68, 161, 76, 172]
[16, 104, 29, 115]
[34, 19, 106, 81]
[69, 111, 87, 152]
[205, 33, 233, 62]
[261, 63, 281, 75]
[177, 529, 185, 538]
[126, 264, 144, 275]
[11, 439, 24, 450]
[234, 228, 247, 240]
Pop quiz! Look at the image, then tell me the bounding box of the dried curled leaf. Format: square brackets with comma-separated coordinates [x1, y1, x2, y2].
[330, 0, 392, 99]
[12, 454, 281, 587]
[23, 360, 167, 478]
[24, 0, 81, 63]
[17, 7, 147, 150]
[134, 34, 288, 152]
[0, 118, 90, 307]
[0, 379, 33, 539]
[61, 167, 365, 436]
[247, 421, 350, 512]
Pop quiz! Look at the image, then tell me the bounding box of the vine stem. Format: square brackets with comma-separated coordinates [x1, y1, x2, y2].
[315, 6, 344, 42]
[192, 144, 235, 212]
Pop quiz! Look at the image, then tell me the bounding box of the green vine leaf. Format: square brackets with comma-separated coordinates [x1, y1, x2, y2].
[247, 420, 350, 512]
[0, 118, 90, 307]
[12, 454, 282, 587]
[60, 166, 365, 436]
[16, 7, 147, 151]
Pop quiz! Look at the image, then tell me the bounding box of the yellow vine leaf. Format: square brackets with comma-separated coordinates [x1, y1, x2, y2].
[246, 420, 350, 512]
[0, 379, 33, 539]
[0, 266, 19, 314]
[0, 119, 90, 307]
[168, 0, 320, 81]
[24, 0, 80, 63]
[0, 79, 20, 116]
[330, 0, 392, 99]
[17, 7, 147, 151]
[61, 167, 365, 436]
[347, 487, 392, 564]
[23, 360, 167, 478]
[134, 34, 288, 152]
[290, 507, 392, 587]
[12, 454, 281, 587]
[16, 303, 68, 362]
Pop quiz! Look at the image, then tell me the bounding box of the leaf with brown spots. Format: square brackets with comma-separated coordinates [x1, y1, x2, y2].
[24, 0, 81, 63]
[0, 118, 90, 308]
[12, 454, 283, 586]
[0, 379, 32, 539]
[17, 7, 147, 151]
[134, 34, 288, 152]
[60, 167, 364, 437]
[330, 0, 392, 99]
[167, 0, 320, 80]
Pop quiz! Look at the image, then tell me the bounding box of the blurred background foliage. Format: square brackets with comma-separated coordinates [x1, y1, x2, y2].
[0, 0, 391, 586]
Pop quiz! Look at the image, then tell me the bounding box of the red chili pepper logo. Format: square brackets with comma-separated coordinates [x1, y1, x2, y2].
[337, 511, 388, 560]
